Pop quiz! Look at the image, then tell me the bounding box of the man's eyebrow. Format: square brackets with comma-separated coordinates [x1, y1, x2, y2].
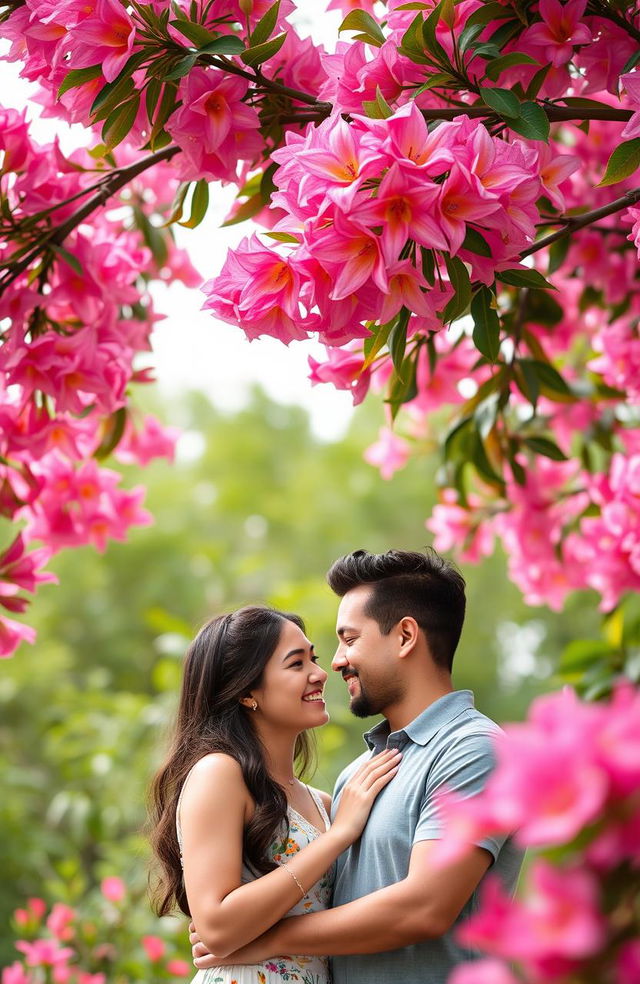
[336, 626, 357, 638]
[283, 644, 314, 662]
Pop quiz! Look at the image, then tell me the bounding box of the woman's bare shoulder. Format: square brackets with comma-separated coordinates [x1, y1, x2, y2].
[182, 753, 247, 803]
[309, 785, 332, 814]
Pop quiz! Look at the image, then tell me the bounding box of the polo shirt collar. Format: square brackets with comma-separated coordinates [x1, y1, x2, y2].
[364, 690, 475, 750]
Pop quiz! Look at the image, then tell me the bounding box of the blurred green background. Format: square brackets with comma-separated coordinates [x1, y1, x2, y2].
[0, 388, 600, 964]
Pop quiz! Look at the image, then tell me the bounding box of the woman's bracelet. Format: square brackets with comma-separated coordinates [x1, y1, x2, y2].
[284, 864, 306, 899]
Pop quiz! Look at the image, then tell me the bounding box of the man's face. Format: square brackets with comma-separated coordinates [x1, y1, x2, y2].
[331, 584, 404, 718]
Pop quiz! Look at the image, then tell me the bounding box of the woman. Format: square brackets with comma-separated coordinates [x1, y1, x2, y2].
[149, 605, 401, 984]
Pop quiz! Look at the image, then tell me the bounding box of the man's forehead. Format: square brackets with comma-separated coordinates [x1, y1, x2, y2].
[336, 584, 374, 628]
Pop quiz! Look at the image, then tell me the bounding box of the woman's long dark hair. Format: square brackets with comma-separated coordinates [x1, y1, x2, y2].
[149, 605, 316, 917]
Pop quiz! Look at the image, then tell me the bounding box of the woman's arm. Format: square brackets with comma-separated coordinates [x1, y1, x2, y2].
[180, 750, 400, 958]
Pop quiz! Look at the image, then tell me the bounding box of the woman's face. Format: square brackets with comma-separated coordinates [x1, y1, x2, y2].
[249, 618, 329, 732]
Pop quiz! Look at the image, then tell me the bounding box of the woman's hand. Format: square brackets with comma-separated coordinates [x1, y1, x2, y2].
[330, 748, 401, 848]
[188, 922, 271, 969]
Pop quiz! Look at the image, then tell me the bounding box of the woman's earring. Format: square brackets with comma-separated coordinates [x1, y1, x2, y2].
[251, 700, 258, 711]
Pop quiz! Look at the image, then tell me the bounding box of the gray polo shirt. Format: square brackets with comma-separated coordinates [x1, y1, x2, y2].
[330, 690, 523, 984]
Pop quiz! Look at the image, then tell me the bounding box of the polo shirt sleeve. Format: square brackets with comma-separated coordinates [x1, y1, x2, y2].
[412, 729, 506, 862]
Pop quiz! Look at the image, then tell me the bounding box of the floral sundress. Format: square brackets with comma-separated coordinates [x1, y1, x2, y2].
[177, 782, 333, 984]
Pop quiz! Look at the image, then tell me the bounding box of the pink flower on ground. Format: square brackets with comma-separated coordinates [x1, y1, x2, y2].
[364, 427, 411, 479]
[141, 936, 165, 962]
[100, 876, 126, 903]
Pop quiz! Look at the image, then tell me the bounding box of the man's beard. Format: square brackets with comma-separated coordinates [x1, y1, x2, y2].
[348, 675, 401, 718]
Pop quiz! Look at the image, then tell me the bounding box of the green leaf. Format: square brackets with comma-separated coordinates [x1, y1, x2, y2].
[508, 101, 550, 141]
[464, 2, 513, 28]
[389, 308, 411, 374]
[559, 639, 612, 673]
[241, 32, 286, 66]
[519, 359, 575, 400]
[514, 358, 540, 408]
[386, 355, 418, 418]
[266, 231, 300, 244]
[94, 407, 128, 461]
[400, 13, 430, 64]
[90, 51, 146, 117]
[471, 287, 500, 363]
[598, 138, 640, 187]
[339, 8, 386, 46]
[457, 23, 484, 54]
[221, 192, 264, 226]
[524, 63, 550, 99]
[522, 436, 568, 461]
[198, 35, 245, 54]
[169, 19, 218, 46]
[470, 429, 505, 489]
[485, 51, 539, 81]
[621, 49, 640, 74]
[363, 320, 394, 370]
[497, 268, 555, 290]
[102, 94, 140, 150]
[164, 181, 190, 225]
[58, 65, 103, 98]
[250, 0, 281, 46]
[461, 227, 491, 256]
[363, 86, 393, 119]
[179, 178, 210, 228]
[522, 290, 563, 327]
[422, 0, 449, 62]
[165, 52, 198, 80]
[478, 85, 521, 118]
[49, 243, 83, 276]
[260, 161, 278, 203]
[442, 254, 471, 323]
[547, 235, 570, 275]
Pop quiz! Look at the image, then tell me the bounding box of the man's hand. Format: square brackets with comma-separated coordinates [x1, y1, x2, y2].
[188, 922, 274, 968]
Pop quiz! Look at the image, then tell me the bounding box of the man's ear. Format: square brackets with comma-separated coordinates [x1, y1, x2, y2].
[397, 616, 420, 658]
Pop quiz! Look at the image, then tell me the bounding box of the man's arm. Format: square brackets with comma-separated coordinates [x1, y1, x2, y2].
[193, 841, 491, 965]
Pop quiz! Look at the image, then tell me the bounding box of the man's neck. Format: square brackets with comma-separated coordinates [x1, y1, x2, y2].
[383, 678, 454, 734]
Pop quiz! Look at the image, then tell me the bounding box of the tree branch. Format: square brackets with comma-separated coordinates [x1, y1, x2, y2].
[420, 105, 633, 123]
[521, 187, 640, 258]
[0, 145, 181, 295]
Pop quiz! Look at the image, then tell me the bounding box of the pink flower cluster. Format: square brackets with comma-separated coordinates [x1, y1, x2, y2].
[0, 108, 184, 656]
[434, 683, 640, 983]
[3, 884, 191, 984]
[204, 102, 548, 345]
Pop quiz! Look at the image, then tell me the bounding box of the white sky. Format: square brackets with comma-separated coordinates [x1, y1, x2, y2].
[0, 1, 354, 439]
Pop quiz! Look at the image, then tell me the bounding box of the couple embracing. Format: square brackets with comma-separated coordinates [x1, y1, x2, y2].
[149, 548, 523, 984]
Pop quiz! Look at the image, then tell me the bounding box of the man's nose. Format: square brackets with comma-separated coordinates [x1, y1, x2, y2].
[331, 647, 348, 673]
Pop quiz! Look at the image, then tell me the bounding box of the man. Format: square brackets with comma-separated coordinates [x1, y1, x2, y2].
[192, 548, 523, 982]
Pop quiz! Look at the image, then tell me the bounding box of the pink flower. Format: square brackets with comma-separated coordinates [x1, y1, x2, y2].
[522, 0, 591, 68]
[0, 615, 37, 658]
[364, 427, 411, 479]
[1, 963, 31, 984]
[617, 939, 640, 984]
[114, 416, 179, 467]
[166, 960, 191, 976]
[167, 68, 261, 182]
[46, 903, 76, 941]
[100, 876, 126, 903]
[621, 71, 640, 139]
[448, 959, 519, 984]
[68, 0, 137, 82]
[308, 346, 371, 405]
[15, 939, 75, 967]
[141, 936, 165, 962]
[437, 164, 501, 256]
[354, 163, 446, 262]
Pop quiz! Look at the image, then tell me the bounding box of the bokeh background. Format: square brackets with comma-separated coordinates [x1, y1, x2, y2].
[0, 381, 601, 966]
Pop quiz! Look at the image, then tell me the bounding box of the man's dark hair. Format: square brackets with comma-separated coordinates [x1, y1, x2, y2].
[327, 548, 466, 672]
